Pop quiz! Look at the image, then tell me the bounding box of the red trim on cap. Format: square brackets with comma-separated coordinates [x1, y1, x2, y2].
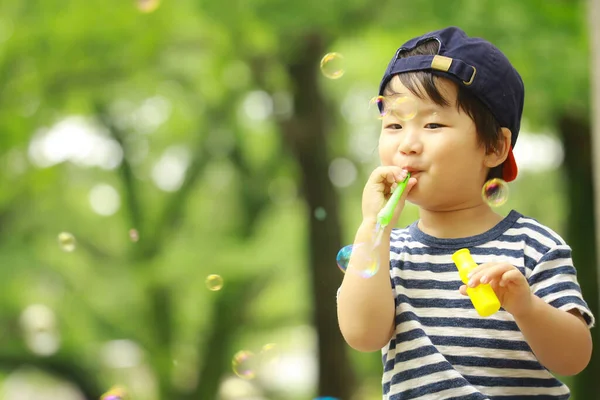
[502, 148, 518, 182]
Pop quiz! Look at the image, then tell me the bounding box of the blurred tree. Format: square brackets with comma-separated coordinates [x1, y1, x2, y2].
[0, 0, 292, 398]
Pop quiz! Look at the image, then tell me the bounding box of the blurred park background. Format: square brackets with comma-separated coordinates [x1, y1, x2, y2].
[0, 0, 599, 399]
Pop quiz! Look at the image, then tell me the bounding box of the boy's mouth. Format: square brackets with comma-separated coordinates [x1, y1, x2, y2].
[402, 166, 422, 175]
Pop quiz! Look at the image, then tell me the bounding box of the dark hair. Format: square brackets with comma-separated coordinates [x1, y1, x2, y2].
[383, 39, 504, 180]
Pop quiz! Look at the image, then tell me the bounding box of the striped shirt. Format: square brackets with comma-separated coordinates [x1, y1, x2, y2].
[382, 210, 594, 399]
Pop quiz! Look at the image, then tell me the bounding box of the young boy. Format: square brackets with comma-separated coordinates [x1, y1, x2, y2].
[336, 27, 595, 399]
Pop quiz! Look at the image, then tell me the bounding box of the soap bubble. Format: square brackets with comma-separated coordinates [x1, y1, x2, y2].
[370, 95, 386, 119]
[336, 243, 379, 278]
[314, 207, 327, 221]
[205, 274, 224, 291]
[320, 53, 345, 79]
[57, 232, 76, 252]
[259, 343, 280, 367]
[100, 386, 127, 400]
[482, 178, 509, 207]
[336, 244, 352, 273]
[137, 0, 160, 13]
[129, 229, 139, 242]
[372, 222, 386, 248]
[371, 95, 418, 121]
[232, 350, 257, 379]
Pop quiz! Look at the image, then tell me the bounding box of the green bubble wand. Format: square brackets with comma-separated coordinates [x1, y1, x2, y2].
[371, 172, 410, 248]
[376, 172, 411, 228]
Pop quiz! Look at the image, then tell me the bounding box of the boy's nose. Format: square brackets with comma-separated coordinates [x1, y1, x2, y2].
[397, 130, 423, 155]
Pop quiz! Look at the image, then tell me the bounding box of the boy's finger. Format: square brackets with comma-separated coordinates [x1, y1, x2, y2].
[466, 262, 499, 278]
[387, 172, 396, 184]
[459, 285, 468, 296]
[499, 269, 525, 287]
[469, 263, 514, 287]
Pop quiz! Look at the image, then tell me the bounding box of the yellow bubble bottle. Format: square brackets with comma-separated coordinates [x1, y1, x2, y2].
[452, 248, 501, 317]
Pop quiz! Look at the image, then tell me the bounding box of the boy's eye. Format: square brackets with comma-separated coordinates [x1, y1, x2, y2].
[385, 123, 402, 130]
[425, 123, 444, 129]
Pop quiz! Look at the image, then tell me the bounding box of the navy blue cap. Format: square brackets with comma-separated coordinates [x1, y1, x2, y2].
[378, 26, 524, 182]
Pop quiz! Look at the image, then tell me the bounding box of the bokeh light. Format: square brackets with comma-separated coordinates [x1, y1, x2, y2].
[137, 0, 160, 13]
[20, 304, 60, 356]
[89, 183, 121, 216]
[328, 158, 357, 188]
[314, 207, 327, 221]
[129, 229, 139, 242]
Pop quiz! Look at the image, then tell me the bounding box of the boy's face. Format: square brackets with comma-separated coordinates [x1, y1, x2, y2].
[379, 76, 490, 210]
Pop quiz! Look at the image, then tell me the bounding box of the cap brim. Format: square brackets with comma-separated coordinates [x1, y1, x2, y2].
[502, 148, 518, 182]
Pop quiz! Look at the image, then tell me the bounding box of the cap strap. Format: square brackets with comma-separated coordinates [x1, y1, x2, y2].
[389, 55, 476, 86]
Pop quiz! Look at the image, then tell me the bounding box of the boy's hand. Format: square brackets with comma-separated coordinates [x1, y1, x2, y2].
[459, 262, 534, 318]
[362, 166, 417, 225]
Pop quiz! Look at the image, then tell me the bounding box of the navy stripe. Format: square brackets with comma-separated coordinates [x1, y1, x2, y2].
[391, 260, 457, 272]
[490, 395, 569, 400]
[446, 355, 544, 370]
[510, 221, 562, 246]
[464, 375, 563, 388]
[549, 296, 588, 310]
[388, 328, 427, 348]
[502, 233, 552, 254]
[535, 281, 581, 298]
[392, 263, 528, 283]
[383, 381, 391, 395]
[390, 361, 454, 385]
[497, 230, 552, 249]
[446, 394, 490, 400]
[392, 276, 461, 290]
[391, 242, 537, 266]
[388, 329, 424, 351]
[389, 377, 469, 400]
[430, 335, 532, 352]
[395, 312, 519, 332]
[384, 345, 439, 371]
[397, 294, 475, 309]
[419, 316, 519, 331]
[537, 247, 572, 262]
[529, 266, 576, 286]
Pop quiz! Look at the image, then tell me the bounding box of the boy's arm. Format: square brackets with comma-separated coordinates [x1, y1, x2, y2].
[337, 219, 396, 352]
[513, 296, 592, 376]
[466, 244, 594, 376]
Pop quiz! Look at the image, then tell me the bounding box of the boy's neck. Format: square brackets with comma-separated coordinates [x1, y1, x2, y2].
[417, 204, 505, 239]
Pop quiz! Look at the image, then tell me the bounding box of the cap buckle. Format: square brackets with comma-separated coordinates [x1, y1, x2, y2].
[463, 66, 476, 86]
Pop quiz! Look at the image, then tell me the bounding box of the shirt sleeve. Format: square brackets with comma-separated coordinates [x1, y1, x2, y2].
[528, 244, 595, 328]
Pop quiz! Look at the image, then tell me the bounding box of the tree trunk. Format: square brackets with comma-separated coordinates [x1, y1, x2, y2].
[556, 112, 600, 397]
[279, 33, 357, 398]
[190, 272, 273, 400]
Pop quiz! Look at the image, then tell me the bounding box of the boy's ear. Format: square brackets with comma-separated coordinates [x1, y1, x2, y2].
[484, 127, 512, 168]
